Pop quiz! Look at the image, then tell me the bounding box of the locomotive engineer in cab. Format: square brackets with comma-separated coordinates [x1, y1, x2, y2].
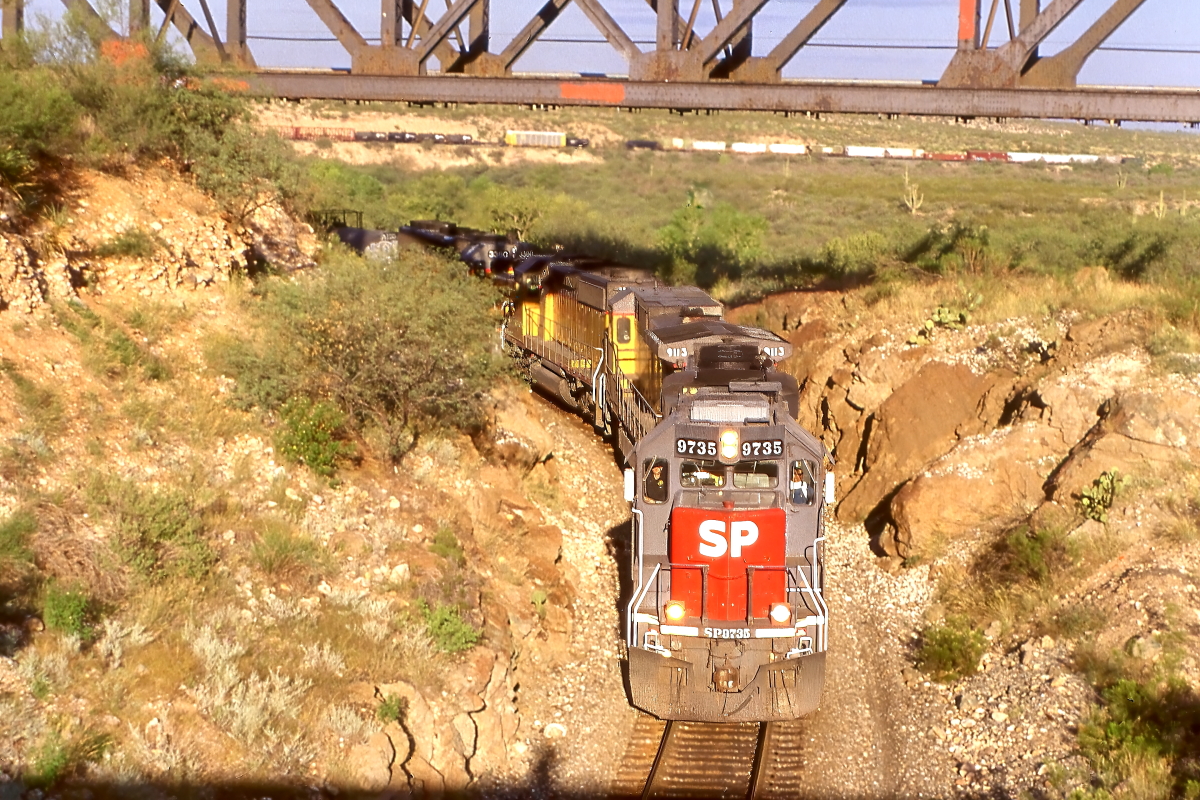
[790, 461, 815, 505]
[644, 460, 668, 503]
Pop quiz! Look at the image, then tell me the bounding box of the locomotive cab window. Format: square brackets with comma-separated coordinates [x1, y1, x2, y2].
[680, 461, 725, 488]
[643, 459, 669, 504]
[789, 460, 817, 505]
[616, 317, 632, 344]
[733, 461, 779, 489]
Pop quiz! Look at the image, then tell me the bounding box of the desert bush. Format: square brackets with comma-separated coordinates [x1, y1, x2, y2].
[812, 232, 890, 278]
[323, 704, 368, 740]
[224, 248, 505, 462]
[914, 615, 985, 683]
[422, 602, 480, 654]
[95, 617, 155, 669]
[87, 477, 213, 581]
[995, 525, 1076, 585]
[905, 220, 999, 275]
[1077, 670, 1200, 798]
[275, 397, 354, 477]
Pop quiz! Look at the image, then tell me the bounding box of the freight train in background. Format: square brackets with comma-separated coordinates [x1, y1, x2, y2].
[334, 219, 834, 723]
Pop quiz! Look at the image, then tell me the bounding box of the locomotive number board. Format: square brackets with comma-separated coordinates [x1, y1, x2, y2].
[676, 438, 717, 457]
[741, 439, 784, 457]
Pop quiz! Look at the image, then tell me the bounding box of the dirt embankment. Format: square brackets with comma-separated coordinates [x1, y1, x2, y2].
[729, 286, 1200, 798]
[3, 165, 1199, 799]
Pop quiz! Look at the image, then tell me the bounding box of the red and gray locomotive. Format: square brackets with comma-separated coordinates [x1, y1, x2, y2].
[390, 220, 834, 723]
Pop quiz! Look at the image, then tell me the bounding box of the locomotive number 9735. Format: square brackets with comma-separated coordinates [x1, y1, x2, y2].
[676, 438, 717, 457]
[741, 439, 784, 457]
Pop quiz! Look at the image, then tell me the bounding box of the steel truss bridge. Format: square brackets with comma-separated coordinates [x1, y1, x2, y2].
[3, 0, 1199, 123]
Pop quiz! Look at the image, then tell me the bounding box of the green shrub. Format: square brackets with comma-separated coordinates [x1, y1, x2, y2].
[814, 232, 889, 277]
[94, 228, 159, 259]
[915, 615, 985, 683]
[905, 220, 998, 275]
[422, 602, 480, 654]
[275, 397, 353, 477]
[88, 478, 212, 581]
[1078, 672, 1200, 798]
[228, 249, 504, 462]
[0, 66, 79, 201]
[376, 694, 407, 724]
[1080, 469, 1127, 523]
[428, 528, 464, 565]
[43, 583, 90, 637]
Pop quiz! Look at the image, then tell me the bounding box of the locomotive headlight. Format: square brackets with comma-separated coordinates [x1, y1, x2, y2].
[719, 429, 740, 460]
[664, 601, 687, 622]
[770, 602, 792, 624]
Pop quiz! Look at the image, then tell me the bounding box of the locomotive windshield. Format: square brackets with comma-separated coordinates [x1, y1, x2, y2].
[732, 461, 779, 489]
[680, 461, 725, 488]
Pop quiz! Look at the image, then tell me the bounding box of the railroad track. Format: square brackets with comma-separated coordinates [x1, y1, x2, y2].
[610, 715, 808, 799]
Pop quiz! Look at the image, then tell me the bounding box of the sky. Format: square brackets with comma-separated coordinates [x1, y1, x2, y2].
[19, 0, 1200, 88]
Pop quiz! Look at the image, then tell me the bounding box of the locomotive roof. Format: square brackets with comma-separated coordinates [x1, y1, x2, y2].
[645, 319, 793, 363]
[629, 285, 721, 311]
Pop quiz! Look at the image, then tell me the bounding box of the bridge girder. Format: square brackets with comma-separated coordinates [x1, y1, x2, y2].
[0, 0, 1193, 121]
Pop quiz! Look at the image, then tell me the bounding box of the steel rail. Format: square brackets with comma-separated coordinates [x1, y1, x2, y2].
[247, 71, 1200, 123]
[638, 719, 765, 798]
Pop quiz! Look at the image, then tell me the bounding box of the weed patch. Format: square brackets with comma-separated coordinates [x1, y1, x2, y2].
[43, 583, 91, 638]
[87, 478, 213, 582]
[94, 228, 159, 259]
[376, 693, 406, 724]
[421, 602, 480, 654]
[0, 359, 65, 438]
[1077, 669, 1200, 798]
[428, 527, 465, 565]
[0, 508, 36, 567]
[251, 519, 322, 580]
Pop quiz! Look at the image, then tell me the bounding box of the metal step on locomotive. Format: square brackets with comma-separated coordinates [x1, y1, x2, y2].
[350, 218, 835, 723]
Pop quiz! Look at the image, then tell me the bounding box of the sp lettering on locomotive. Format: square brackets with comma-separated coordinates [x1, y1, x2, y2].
[696, 520, 760, 558]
